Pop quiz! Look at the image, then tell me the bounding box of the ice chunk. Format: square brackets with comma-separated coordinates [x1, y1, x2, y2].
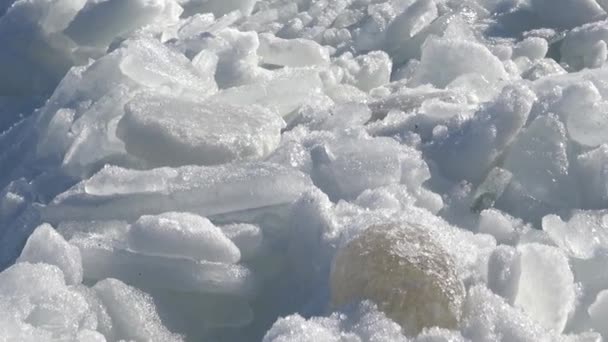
[530, 0, 605, 29]
[330, 223, 465, 335]
[410, 35, 508, 88]
[477, 208, 517, 244]
[128, 212, 240, 263]
[502, 115, 574, 208]
[559, 83, 608, 148]
[93, 278, 182, 341]
[430, 85, 535, 183]
[117, 91, 284, 167]
[210, 68, 326, 116]
[258, 33, 330, 67]
[73, 235, 254, 295]
[0, 262, 91, 340]
[512, 37, 548, 61]
[463, 285, 558, 341]
[222, 223, 263, 260]
[386, 0, 438, 41]
[514, 244, 575, 333]
[487, 246, 521, 303]
[64, 0, 175, 48]
[17, 223, 83, 285]
[42, 163, 312, 222]
[310, 137, 405, 201]
[335, 51, 393, 91]
[471, 167, 513, 213]
[543, 210, 608, 259]
[522, 58, 567, 81]
[576, 145, 608, 208]
[589, 289, 608, 338]
[118, 39, 218, 96]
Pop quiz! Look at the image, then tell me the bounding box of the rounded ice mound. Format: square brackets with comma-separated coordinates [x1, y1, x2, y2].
[128, 212, 240, 263]
[329, 223, 465, 335]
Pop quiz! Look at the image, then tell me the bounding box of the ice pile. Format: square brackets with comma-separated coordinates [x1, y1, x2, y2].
[4, 0, 608, 341]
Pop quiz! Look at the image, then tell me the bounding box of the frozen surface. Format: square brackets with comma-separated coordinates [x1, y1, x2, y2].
[2, 0, 608, 340]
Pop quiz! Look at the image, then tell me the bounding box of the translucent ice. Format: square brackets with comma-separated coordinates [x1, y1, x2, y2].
[128, 212, 240, 263]
[42, 163, 313, 222]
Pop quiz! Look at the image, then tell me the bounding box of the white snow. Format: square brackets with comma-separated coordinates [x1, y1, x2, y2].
[2, 0, 608, 341]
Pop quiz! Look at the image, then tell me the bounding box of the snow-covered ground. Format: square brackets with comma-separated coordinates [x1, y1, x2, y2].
[2, 0, 608, 341]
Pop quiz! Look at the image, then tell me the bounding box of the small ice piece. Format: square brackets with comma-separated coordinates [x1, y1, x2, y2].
[577, 145, 608, 208]
[336, 51, 393, 91]
[386, 0, 438, 40]
[128, 212, 240, 263]
[589, 289, 608, 338]
[43, 163, 312, 222]
[17, 223, 83, 285]
[471, 167, 513, 212]
[559, 83, 608, 148]
[530, 0, 605, 29]
[64, 0, 173, 48]
[487, 246, 521, 303]
[310, 137, 405, 201]
[543, 210, 608, 259]
[410, 35, 508, 88]
[93, 278, 183, 341]
[514, 243, 575, 333]
[118, 39, 218, 96]
[330, 223, 465, 335]
[512, 37, 549, 61]
[117, 91, 284, 167]
[477, 209, 517, 244]
[522, 59, 567, 81]
[258, 33, 330, 67]
[221, 223, 263, 260]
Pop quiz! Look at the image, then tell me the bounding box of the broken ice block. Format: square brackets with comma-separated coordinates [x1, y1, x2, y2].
[42, 163, 313, 222]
